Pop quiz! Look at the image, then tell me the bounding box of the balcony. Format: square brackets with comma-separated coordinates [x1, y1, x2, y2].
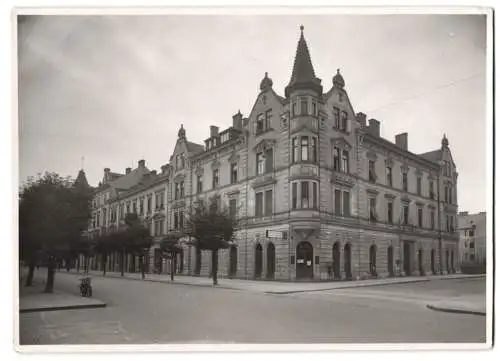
[251, 172, 276, 189]
[290, 116, 318, 134]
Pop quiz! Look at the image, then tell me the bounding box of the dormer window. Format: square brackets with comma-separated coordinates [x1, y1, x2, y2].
[333, 107, 340, 128]
[312, 99, 317, 116]
[256, 113, 265, 134]
[341, 111, 348, 131]
[300, 98, 308, 116]
[265, 109, 272, 129]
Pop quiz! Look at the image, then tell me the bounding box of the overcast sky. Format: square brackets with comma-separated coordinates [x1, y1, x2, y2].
[17, 13, 487, 213]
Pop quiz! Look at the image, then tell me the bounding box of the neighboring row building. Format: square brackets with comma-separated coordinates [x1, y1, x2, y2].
[81, 26, 460, 281]
[458, 211, 487, 263]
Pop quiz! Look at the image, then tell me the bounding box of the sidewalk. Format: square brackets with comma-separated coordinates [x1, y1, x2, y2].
[427, 294, 486, 316]
[65, 268, 485, 294]
[19, 277, 106, 314]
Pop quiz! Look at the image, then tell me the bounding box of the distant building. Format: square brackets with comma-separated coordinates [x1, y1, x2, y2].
[83, 26, 460, 280]
[458, 211, 487, 263]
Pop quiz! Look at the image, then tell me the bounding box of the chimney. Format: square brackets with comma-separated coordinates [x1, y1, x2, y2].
[395, 133, 408, 151]
[138, 159, 145, 168]
[232, 111, 243, 130]
[356, 112, 367, 127]
[161, 165, 167, 174]
[125, 167, 132, 174]
[243, 118, 249, 127]
[150, 170, 157, 176]
[210, 126, 219, 138]
[368, 118, 380, 137]
[104, 168, 110, 182]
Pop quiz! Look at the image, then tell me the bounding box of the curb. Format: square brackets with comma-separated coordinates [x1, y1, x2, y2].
[426, 304, 486, 316]
[20, 302, 107, 314]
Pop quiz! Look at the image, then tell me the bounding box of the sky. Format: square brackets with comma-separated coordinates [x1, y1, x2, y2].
[17, 13, 488, 213]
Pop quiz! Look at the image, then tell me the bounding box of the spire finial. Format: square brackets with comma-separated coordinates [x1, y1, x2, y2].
[337, 68, 340, 74]
[300, 25, 304, 34]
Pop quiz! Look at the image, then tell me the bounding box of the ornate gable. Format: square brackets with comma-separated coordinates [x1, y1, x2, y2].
[331, 137, 352, 150]
[253, 138, 276, 153]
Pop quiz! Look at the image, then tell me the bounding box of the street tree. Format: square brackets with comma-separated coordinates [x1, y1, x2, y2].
[160, 231, 184, 281]
[186, 196, 236, 286]
[119, 213, 153, 279]
[18, 172, 92, 292]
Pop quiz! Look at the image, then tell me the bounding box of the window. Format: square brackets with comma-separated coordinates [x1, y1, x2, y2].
[403, 205, 409, 225]
[333, 107, 340, 128]
[313, 183, 318, 209]
[312, 138, 317, 163]
[301, 136, 309, 161]
[155, 192, 164, 209]
[369, 160, 376, 182]
[212, 169, 219, 189]
[265, 109, 272, 130]
[179, 211, 184, 230]
[341, 111, 348, 131]
[147, 195, 152, 213]
[265, 148, 273, 173]
[369, 198, 377, 221]
[300, 98, 308, 115]
[448, 186, 453, 204]
[292, 101, 298, 117]
[255, 192, 263, 217]
[387, 202, 393, 224]
[444, 186, 449, 203]
[312, 100, 317, 116]
[402, 172, 408, 192]
[343, 191, 350, 216]
[333, 147, 341, 171]
[430, 210, 435, 229]
[446, 216, 450, 232]
[174, 212, 178, 230]
[229, 199, 237, 219]
[230, 163, 238, 184]
[301, 181, 309, 208]
[418, 208, 423, 227]
[429, 180, 434, 199]
[180, 181, 185, 197]
[341, 150, 349, 173]
[292, 138, 299, 163]
[386, 167, 392, 187]
[292, 183, 298, 209]
[257, 152, 265, 175]
[469, 229, 475, 237]
[197, 175, 203, 193]
[265, 190, 273, 216]
[220, 132, 229, 143]
[256, 113, 265, 134]
[139, 198, 144, 214]
[132, 201, 137, 214]
[334, 189, 341, 215]
[469, 241, 475, 249]
[417, 177, 422, 196]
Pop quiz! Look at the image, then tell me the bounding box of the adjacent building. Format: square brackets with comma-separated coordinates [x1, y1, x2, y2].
[458, 211, 486, 263]
[84, 26, 460, 280]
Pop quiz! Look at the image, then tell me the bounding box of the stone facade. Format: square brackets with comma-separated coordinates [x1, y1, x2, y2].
[85, 26, 460, 281]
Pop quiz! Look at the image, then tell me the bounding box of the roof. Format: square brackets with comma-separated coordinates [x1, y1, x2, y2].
[107, 166, 150, 191]
[186, 141, 204, 155]
[418, 149, 442, 162]
[74, 169, 90, 189]
[285, 26, 322, 97]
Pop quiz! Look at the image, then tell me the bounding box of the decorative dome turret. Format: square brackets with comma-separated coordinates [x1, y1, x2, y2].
[441, 133, 449, 148]
[178, 124, 186, 139]
[260, 72, 273, 91]
[333, 68, 345, 89]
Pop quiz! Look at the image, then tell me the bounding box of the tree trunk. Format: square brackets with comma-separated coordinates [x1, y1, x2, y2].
[66, 258, 71, 272]
[211, 250, 218, 286]
[76, 257, 80, 272]
[140, 255, 145, 280]
[44, 258, 56, 293]
[170, 253, 175, 281]
[103, 253, 107, 276]
[120, 250, 125, 276]
[25, 260, 35, 287]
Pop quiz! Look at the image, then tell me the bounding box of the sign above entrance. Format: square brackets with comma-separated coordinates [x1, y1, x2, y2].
[266, 230, 283, 238]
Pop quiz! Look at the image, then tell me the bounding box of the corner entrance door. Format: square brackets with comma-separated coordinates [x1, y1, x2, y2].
[403, 242, 411, 276]
[332, 242, 341, 279]
[387, 246, 394, 277]
[296, 241, 314, 279]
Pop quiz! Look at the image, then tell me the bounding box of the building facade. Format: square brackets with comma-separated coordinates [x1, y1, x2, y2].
[458, 211, 486, 264]
[84, 27, 460, 280]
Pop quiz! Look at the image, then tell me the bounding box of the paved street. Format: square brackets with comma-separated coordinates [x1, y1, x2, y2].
[19, 272, 486, 345]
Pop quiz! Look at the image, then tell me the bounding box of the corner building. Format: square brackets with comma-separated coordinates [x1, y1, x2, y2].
[88, 27, 460, 280]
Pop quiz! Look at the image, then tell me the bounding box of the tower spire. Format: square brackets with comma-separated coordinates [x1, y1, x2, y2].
[285, 25, 322, 98]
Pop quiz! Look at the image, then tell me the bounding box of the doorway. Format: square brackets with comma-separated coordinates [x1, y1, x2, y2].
[387, 246, 394, 277]
[431, 249, 436, 275]
[332, 242, 341, 279]
[369, 245, 377, 277]
[418, 249, 424, 276]
[403, 242, 411, 276]
[255, 243, 263, 278]
[266, 243, 275, 279]
[344, 243, 352, 280]
[296, 241, 314, 279]
[229, 246, 237, 278]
